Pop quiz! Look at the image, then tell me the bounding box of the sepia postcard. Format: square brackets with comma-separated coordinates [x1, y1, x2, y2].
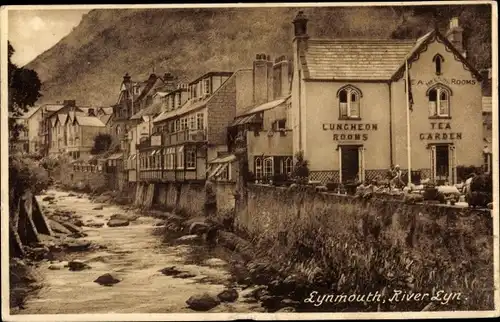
[1, 1, 498, 321]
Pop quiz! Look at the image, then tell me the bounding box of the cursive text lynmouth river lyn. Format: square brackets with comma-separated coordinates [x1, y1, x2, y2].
[304, 290, 464, 307]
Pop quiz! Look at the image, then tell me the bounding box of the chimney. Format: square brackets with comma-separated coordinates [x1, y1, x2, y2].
[123, 73, 131, 83]
[63, 100, 76, 107]
[273, 55, 292, 99]
[446, 17, 465, 57]
[266, 56, 274, 102]
[163, 72, 177, 91]
[253, 53, 273, 105]
[293, 11, 309, 38]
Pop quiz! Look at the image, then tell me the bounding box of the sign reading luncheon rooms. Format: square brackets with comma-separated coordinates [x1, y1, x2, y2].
[322, 123, 378, 141]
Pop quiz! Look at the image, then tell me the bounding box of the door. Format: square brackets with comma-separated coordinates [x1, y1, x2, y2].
[433, 145, 451, 185]
[340, 146, 359, 183]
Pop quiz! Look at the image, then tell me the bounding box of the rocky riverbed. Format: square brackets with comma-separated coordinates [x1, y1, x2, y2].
[11, 189, 282, 314]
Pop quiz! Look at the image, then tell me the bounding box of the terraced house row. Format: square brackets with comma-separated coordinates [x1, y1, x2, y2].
[33, 12, 491, 188]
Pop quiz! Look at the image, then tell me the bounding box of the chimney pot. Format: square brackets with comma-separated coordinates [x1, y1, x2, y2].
[293, 11, 309, 37]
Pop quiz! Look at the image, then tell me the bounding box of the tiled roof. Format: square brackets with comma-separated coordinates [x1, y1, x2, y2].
[100, 107, 113, 115]
[238, 96, 290, 118]
[153, 96, 209, 123]
[20, 106, 41, 119]
[75, 116, 106, 127]
[130, 101, 164, 120]
[43, 104, 65, 112]
[302, 29, 482, 81]
[303, 38, 416, 80]
[208, 154, 237, 164]
[99, 114, 112, 125]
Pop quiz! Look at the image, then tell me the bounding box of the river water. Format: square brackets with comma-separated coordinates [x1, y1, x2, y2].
[19, 190, 261, 314]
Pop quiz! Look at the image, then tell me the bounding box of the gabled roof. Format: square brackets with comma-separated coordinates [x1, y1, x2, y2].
[74, 116, 106, 127]
[153, 69, 246, 124]
[20, 106, 41, 119]
[392, 30, 482, 81]
[99, 114, 112, 125]
[43, 104, 65, 113]
[301, 29, 482, 81]
[57, 113, 67, 125]
[130, 101, 163, 120]
[99, 107, 113, 115]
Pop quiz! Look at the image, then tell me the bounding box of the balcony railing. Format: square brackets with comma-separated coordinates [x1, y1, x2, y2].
[164, 128, 206, 146]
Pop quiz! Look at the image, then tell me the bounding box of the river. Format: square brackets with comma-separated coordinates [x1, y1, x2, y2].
[18, 189, 262, 314]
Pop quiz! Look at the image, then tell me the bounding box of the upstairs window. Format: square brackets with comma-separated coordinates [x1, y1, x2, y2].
[170, 96, 175, 110]
[189, 115, 196, 129]
[272, 119, 286, 131]
[337, 85, 362, 119]
[203, 78, 211, 95]
[427, 84, 452, 117]
[433, 54, 444, 75]
[177, 93, 182, 107]
[196, 113, 204, 130]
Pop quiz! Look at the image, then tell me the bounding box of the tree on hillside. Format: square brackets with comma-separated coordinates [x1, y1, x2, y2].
[91, 133, 113, 155]
[8, 41, 43, 141]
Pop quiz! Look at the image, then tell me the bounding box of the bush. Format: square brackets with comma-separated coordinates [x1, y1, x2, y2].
[9, 153, 51, 200]
[292, 151, 309, 181]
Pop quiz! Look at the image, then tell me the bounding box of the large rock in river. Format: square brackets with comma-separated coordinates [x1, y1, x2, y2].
[67, 260, 91, 271]
[107, 219, 130, 227]
[186, 293, 220, 311]
[217, 289, 239, 302]
[110, 213, 139, 221]
[48, 219, 72, 235]
[94, 273, 121, 286]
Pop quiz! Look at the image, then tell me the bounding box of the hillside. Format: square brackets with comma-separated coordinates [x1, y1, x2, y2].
[24, 5, 492, 107]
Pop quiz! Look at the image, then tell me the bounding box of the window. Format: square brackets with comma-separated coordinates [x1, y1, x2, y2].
[427, 84, 451, 117]
[192, 84, 198, 98]
[177, 93, 182, 107]
[255, 157, 263, 179]
[263, 157, 274, 179]
[116, 125, 121, 136]
[168, 148, 175, 169]
[219, 163, 231, 181]
[337, 85, 362, 119]
[196, 113, 204, 130]
[170, 95, 175, 110]
[177, 147, 184, 169]
[203, 78, 211, 95]
[189, 115, 196, 129]
[433, 54, 444, 75]
[181, 118, 188, 130]
[272, 119, 286, 131]
[186, 148, 196, 169]
[175, 119, 180, 132]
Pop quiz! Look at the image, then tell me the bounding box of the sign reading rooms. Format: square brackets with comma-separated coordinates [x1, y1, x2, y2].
[323, 123, 378, 141]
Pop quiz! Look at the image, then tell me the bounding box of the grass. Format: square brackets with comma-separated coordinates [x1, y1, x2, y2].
[244, 187, 494, 312]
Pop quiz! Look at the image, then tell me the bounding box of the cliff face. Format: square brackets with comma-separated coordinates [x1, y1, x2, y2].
[24, 6, 491, 106]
